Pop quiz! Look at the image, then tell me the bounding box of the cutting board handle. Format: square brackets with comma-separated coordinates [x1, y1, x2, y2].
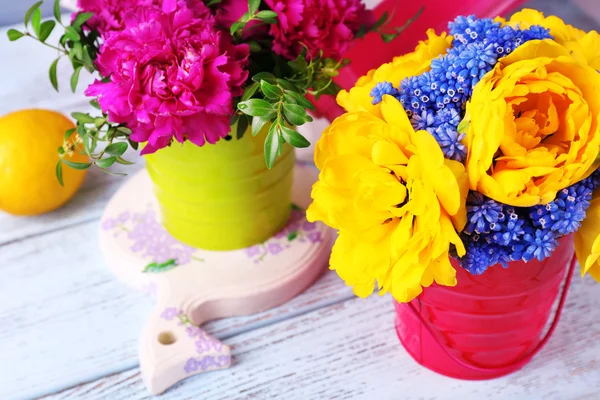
[139, 293, 231, 395]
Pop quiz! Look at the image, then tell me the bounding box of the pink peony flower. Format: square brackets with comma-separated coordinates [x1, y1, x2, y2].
[77, 0, 211, 37]
[85, 0, 250, 154]
[264, 0, 375, 60]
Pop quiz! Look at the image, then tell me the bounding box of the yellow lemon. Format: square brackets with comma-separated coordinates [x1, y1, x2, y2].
[0, 109, 88, 216]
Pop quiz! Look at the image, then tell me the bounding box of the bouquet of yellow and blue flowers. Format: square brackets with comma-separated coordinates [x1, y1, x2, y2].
[307, 9, 600, 303]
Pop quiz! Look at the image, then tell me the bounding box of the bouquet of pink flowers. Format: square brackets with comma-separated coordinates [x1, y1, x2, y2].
[8, 0, 415, 180]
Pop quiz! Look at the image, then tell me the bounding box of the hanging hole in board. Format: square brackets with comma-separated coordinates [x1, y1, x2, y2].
[158, 331, 177, 345]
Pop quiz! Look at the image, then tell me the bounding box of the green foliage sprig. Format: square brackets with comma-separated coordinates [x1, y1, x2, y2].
[56, 100, 135, 185]
[236, 47, 349, 168]
[8, 0, 100, 93]
[356, 6, 425, 43]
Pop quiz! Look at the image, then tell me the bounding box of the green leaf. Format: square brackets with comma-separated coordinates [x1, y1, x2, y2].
[72, 12, 94, 28]
[277, 131, 285, 157]
[49, 57, 60, 91]
[90, 99, 101, 110]
[94, 117, 106, 128]
[238, 99, 275, 118]
[287, 231, 298, 241]
[73, 41, 84, 61]
[71, 112, 94, 124]
[116, 126, 132, 135]
[380, 32, 397, 43]
[255, 10, 278, 21]
[62, 160, 92, 170]
[288, 54, 308, 72]
[7, 29, 24, 41]
[128, 139, 139, 151]
[24, 1, 43, 28]
[252, 72, 276, 84]
[205, 0, 223, 5]
[251, 117, 269, 137]
[264, 123, 280, 169]
[284, 91, 315, 110]
[64, 26, 80, 42]
[71, 65, 82, 93]
[115, 156, 135, 165]
[371, 11, 388, 31]
[248, 0, 260, 14]
[249, 41, 261, 52]
[143, 259, 178, 273]
[82, 46, 94, 72]
[96, 156, 117, 169]
[261, 81, 283, 99]
[54, 0, 62, 24]
[64, 128, 76, 141]
[38, 20, 56, 43]
[354, 24, 367, 39]
[236, 115, 249, 140]
[104, 142, 128, 157]
[55, 161, 64, 186]
[230, 21, 245, 36]
[276, 79, 296, 91]
[380, 6, 424, 43]
[280, 126, 310, 148]
[241, 81, 259, 101]
[457, 118, 470, 134]
[82, 135, 93, 156]
[31, 8, 42, 37]
[282, 103, 307, 126]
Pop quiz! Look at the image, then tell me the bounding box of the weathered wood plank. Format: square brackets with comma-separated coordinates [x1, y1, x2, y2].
[43, 270, 600, 400]
[0, 218, 352, 400]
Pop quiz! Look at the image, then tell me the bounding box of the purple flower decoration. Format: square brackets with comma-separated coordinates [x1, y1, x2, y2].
[267, 243, 284, 255]
[160, 307, 183, 321]
[307, 232, 323, 244]
[245, 245, 262, 258]
[102, 218, 117, 230]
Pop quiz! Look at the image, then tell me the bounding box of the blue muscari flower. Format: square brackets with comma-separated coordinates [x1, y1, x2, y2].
[432, 124, 467, 161]
[529, 176, 596, 236]
[370, 81, 400, 105]
[492, 217, 525, 246]
[522, 229, 558, 262]
[460, 243, 490, 275]
[370, 14, 555, 164]
[465, 192, 503, 234]
[449, 15, 501, 46]
[411, 109, 436, 131]
[434, 107, 461, 127]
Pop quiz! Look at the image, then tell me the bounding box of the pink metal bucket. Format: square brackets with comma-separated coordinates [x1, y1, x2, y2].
[394, 235, 576, 380]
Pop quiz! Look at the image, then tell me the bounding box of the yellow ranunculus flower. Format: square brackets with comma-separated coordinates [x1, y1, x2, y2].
[307, 96, 468, 303]
[336, 29, 452, 115]
[507, 9, 600, 69]
[575, 193, 600, 282]
[464, 39, 600, 207]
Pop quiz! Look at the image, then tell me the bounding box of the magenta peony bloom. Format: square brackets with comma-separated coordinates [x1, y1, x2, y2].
[77, 0, 159, 36]
[264, 0, 375, 60]
[85, 0, 250, 154]
[77, 0, 211, 37]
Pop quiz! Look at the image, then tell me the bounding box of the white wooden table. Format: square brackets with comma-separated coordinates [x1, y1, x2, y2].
[2, 1, 600, 399]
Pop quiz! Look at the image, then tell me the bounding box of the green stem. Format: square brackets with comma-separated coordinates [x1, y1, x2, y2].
[24, 32, 68, 54]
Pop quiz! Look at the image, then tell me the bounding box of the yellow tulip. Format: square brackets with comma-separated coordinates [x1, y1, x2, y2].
[464, 39, 600, 207]
[336, 29, 452, 115]
[507, 9, 600, 70]
[307, 96, 468, 303]
[575, 193, 600, 281]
